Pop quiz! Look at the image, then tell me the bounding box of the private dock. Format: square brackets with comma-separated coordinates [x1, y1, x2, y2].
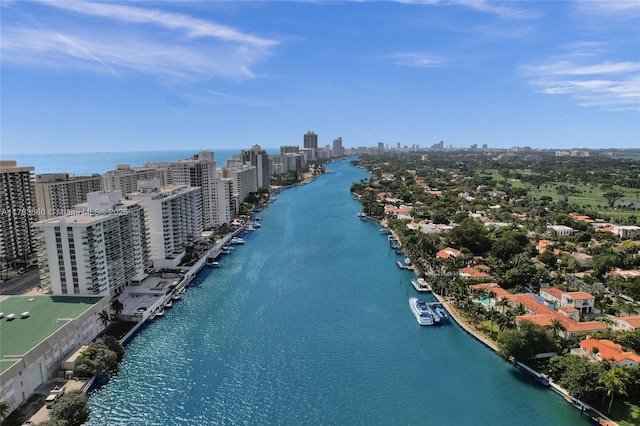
[411, 277, 432, 292]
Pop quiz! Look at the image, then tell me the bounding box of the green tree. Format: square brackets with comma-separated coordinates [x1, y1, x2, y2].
[98, 309, 111, 329]
[74, 336, 125, 378]
[448, 217, 491, 255]
[490, 230, 528, 262]
[49, 390, 91, 426]
[601, 185, 624, 208]
[497, 320, 555, 362]
[537, 250, 557, 268]
[110, 298, 124, 321]
[0, 400, 10, 420]
[548, 318, 566, 339]
[548, 354, 608, 401]
[598, 368, 629, 413]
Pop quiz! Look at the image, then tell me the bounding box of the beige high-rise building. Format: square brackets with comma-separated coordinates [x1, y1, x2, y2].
[35, 173, 103, 219]
[151, 151, 232, 229]
[222, 165, 258, 214]
[332, 137, 343, 157]
[102, 164, 164, 196]
[241, 145, 270, 189]
[0, 161, 38, 267]
[129, 180, 203, 269]
[35, 192, 150, 296]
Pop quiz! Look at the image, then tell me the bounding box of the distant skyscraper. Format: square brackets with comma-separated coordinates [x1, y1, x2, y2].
[0, 161, 38, 266]
[304, 131, 318, 150]
[241, 145, 270, 189]
[332, 137, 343, 157]
[35, 173, 103, 219]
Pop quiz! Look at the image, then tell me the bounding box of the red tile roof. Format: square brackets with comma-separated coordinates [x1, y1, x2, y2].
[580, 338, 640, 364]
[512, 294, 607, 334]
[617, 316, 640, 329]
[437, 247, 462, 259]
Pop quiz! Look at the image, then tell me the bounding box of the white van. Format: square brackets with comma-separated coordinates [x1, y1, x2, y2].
[45, 394, 57, 409]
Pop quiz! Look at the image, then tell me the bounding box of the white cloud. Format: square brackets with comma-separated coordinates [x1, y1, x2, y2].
[575, 0, 640, 17]
[1, 27, 267, 81]
[1, 2, 278, 82]
[523, 58, 640, 111]
[390, 53, 441, 68]
[42, 1, 276, 48]
[396, 0, 536, 19]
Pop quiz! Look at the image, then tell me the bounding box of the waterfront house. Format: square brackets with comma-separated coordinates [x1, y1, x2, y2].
[611, 315, 640, 331]
[437, 247, 463, 259]
[539, 288, 595, 314]
[573, 338, 640, 367]
[509, 293, 607, 339]
[459, 266, 491, 279]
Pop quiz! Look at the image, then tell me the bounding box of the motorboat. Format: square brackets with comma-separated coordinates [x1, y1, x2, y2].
[409, 297, 434, 326]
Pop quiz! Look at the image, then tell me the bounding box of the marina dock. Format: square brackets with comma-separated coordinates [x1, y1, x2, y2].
[411, 277, 432, 292]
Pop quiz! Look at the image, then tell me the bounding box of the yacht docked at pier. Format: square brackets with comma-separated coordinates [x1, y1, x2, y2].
[409, 297, 434, 326]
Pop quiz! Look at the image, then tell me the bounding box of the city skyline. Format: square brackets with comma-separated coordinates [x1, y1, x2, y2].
[1, 0, 639, 154]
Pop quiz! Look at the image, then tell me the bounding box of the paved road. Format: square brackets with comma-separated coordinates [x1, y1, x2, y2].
[0, 269, 40, 295]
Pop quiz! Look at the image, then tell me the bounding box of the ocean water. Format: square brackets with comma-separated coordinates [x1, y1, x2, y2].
[86, 159, 588, 425]
[0, 148, 279, 176]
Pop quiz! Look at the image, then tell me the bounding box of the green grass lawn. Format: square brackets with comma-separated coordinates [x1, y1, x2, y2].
[607, 400, 640, 426]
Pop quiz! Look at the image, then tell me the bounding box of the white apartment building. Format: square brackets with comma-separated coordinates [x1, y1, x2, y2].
[221, 165, 258, 214]
[0, 161, 38, 267]
[159, 151, 232, 229]
[102, 164, 165, 196]
[270, 154, 300, 175]
[35, 192, 150, 296]
[35, 173, 103, 219]
[129, 180, 203, 269]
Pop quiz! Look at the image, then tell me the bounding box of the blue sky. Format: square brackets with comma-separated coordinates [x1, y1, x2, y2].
[1, 0, 639, 154]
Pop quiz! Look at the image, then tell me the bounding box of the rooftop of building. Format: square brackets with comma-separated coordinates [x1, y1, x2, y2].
[0, 295, 104, 372]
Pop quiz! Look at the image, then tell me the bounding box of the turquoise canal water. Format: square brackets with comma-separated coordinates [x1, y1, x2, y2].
[87, 159, 589, 425]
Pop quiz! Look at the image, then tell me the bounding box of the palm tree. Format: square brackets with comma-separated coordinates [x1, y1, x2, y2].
[110, 298, 124, 322]
[548, 318, 566, 340]
[496, 297, 511, 314]
[598, 368, 629, 413]
[0, 400, 10, 420]
[98, 309, 111, 329]
[620, 301, 639, 317]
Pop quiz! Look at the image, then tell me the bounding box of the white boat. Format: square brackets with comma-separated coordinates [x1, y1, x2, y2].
[435, 306, 448, 320]
[165, 300, 173, 309]
[172, 294, 181, 301]
[230, 237, 245, 244]
[409, 298, 434, 326]
[405, 257, 412, 266]
[411, 277, 432, 292]
[379, 228, 391, 235]
[156, 309, 165, 318]
[207, 261, 222, 268]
